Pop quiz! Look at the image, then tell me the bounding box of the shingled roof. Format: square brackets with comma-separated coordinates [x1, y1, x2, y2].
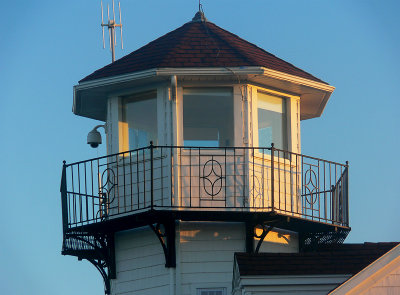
[80, 12, 326, 84]
[235, 242, 399, 276]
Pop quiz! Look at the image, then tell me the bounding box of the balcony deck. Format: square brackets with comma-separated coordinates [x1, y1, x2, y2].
[61, 145, 349, 236]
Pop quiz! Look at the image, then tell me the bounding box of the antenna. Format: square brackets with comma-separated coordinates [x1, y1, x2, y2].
[101, 0, 123, 63]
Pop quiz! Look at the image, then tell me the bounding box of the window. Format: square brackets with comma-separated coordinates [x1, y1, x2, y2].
[121, 91, 158, 150]
[183, 88, 233, 147]
[196, 288, 226, 295]
[257, 91, 287, 150]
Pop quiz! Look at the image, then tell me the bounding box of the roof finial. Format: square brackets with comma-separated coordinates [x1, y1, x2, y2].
[192, 1, 207, 22]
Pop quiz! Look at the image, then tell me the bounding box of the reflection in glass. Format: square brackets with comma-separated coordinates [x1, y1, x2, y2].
[122, 91, 157, 150]
[258, 92, 287, 151]
[183, 88, 233, 147]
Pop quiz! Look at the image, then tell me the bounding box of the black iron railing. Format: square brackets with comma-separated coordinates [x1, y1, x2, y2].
[61, 144, 349, 230]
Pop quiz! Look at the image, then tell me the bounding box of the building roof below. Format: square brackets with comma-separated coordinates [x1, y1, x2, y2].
[235, 242, 399, 276]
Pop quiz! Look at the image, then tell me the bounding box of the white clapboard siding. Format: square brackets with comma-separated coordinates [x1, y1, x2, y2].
[362, 264, 400, 295]
[179, 222, 245, 295]
[112, 226, 169, 295]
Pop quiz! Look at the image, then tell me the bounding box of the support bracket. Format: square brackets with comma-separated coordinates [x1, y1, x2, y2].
[246, 220, 280, 253]
[150, 220, 176, 267]
[62, 232, 116, 295]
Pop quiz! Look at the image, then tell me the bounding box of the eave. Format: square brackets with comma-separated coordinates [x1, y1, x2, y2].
[73, 66, 335, 121]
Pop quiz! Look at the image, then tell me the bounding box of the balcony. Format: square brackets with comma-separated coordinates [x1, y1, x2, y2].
[61, 145, 349, 237]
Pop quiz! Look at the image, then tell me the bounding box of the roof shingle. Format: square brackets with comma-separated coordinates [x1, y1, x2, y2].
[235, 242, 399, 276]
[80, 17, 327, 84]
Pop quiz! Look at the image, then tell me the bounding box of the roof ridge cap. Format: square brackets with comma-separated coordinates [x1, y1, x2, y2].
[207, 22, 327, 84]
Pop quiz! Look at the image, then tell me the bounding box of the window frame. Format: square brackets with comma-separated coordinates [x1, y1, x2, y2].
[119, 90, 159, 151]
[182, 87, 235, 148]
[251, 86, 300, 156]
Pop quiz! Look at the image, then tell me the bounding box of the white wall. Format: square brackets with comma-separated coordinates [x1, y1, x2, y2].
[111, 221, 299, 295]
[111, 227, 170, 295]
[178, 222, 245, 295]
[361, 264, 400, 295]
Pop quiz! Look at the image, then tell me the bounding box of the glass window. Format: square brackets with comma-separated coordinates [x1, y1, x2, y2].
[257, 92, 287, 150]
[183, 88, 233, 147]
[121, 91, 157, 150]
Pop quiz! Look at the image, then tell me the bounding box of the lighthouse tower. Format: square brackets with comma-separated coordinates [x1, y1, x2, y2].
[61, 11, 350, 295]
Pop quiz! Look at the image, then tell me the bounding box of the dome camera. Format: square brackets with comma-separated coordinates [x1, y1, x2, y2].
[87, 125, 106, 148]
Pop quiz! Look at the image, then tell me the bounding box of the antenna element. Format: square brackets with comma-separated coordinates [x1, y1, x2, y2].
[101, 0, 123, 63]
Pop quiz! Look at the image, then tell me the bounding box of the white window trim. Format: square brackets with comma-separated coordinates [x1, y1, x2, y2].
[106, 87, 168, 154]
[250, 85, 300, 155]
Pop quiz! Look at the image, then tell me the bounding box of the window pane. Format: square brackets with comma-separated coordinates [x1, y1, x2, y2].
[183, 88, 233, 147]
[122, 91, 157, 150]
[257, 92, 287, 150]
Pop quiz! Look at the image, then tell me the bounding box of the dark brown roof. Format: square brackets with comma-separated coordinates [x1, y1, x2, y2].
[80, 15, 327, 84]
[235, 242, 399, 276]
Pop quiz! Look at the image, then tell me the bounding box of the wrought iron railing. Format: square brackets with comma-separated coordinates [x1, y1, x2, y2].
[61, 144, 349, 231]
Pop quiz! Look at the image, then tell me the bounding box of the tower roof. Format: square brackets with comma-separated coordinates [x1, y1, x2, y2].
[80, 15, 327, 84]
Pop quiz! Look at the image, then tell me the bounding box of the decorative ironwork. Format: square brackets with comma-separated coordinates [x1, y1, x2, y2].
[62, 232, 115, 295]
[300, 228, 351, 251]
[97, 167, 117, 220]
[303, 164, 319, 206]
[61, 145, 350, 229]
[254, 223, 273, 253]
[60, 145, 350, 295]
[200, 157, 224, 198]
[250, 174, 263, 205]
[245, 220, 280, 253]
[149, 220, 176, 267]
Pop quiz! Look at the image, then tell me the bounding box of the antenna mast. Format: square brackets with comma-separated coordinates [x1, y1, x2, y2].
[101, 0, 123, 63]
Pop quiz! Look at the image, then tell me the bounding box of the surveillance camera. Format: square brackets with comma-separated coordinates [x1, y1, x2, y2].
[89, 142, 99, 148]
[87, 128, 102, 148]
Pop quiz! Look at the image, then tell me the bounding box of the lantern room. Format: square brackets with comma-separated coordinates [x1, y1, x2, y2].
[61, 11, 349, 295]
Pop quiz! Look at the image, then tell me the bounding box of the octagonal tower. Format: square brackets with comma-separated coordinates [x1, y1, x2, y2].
[61, 11, 349, 295]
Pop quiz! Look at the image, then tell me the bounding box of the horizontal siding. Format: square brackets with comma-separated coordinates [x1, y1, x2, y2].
[364, 263, 400, 295]
[112, 226, 170, 295]
[115, 286, 169, 295]
[181, 261, 233, 274]
[113, 275, 169, 294]
[179, 222, 245, 295]
[181, 250, 238, 263]
[117, 263, 167, 281]
[117, 244, 164, 262]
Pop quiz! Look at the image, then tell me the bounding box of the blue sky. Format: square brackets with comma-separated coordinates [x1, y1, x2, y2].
[1, 1, 399, 294]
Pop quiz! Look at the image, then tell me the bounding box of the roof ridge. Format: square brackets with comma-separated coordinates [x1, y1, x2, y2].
[79, 17, 329, 83]
[206, 22, 326, 84]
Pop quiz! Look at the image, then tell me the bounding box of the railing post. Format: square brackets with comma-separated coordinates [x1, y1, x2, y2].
[271, 143, 275, 211]
[60, 161, 68, 233]
[150, 141, 154, 209]
[345, 161, 349, 226]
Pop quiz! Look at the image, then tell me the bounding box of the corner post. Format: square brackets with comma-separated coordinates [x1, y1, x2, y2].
[345, 161, 349, 226]
[60, 161, 68, 233]
[270, 143, 275, 211]
[245, 222, 254, 253]
[150, 141, 154, 209]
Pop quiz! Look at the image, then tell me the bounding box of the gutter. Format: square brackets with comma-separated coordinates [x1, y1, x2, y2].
[74, 66, 334, 93]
